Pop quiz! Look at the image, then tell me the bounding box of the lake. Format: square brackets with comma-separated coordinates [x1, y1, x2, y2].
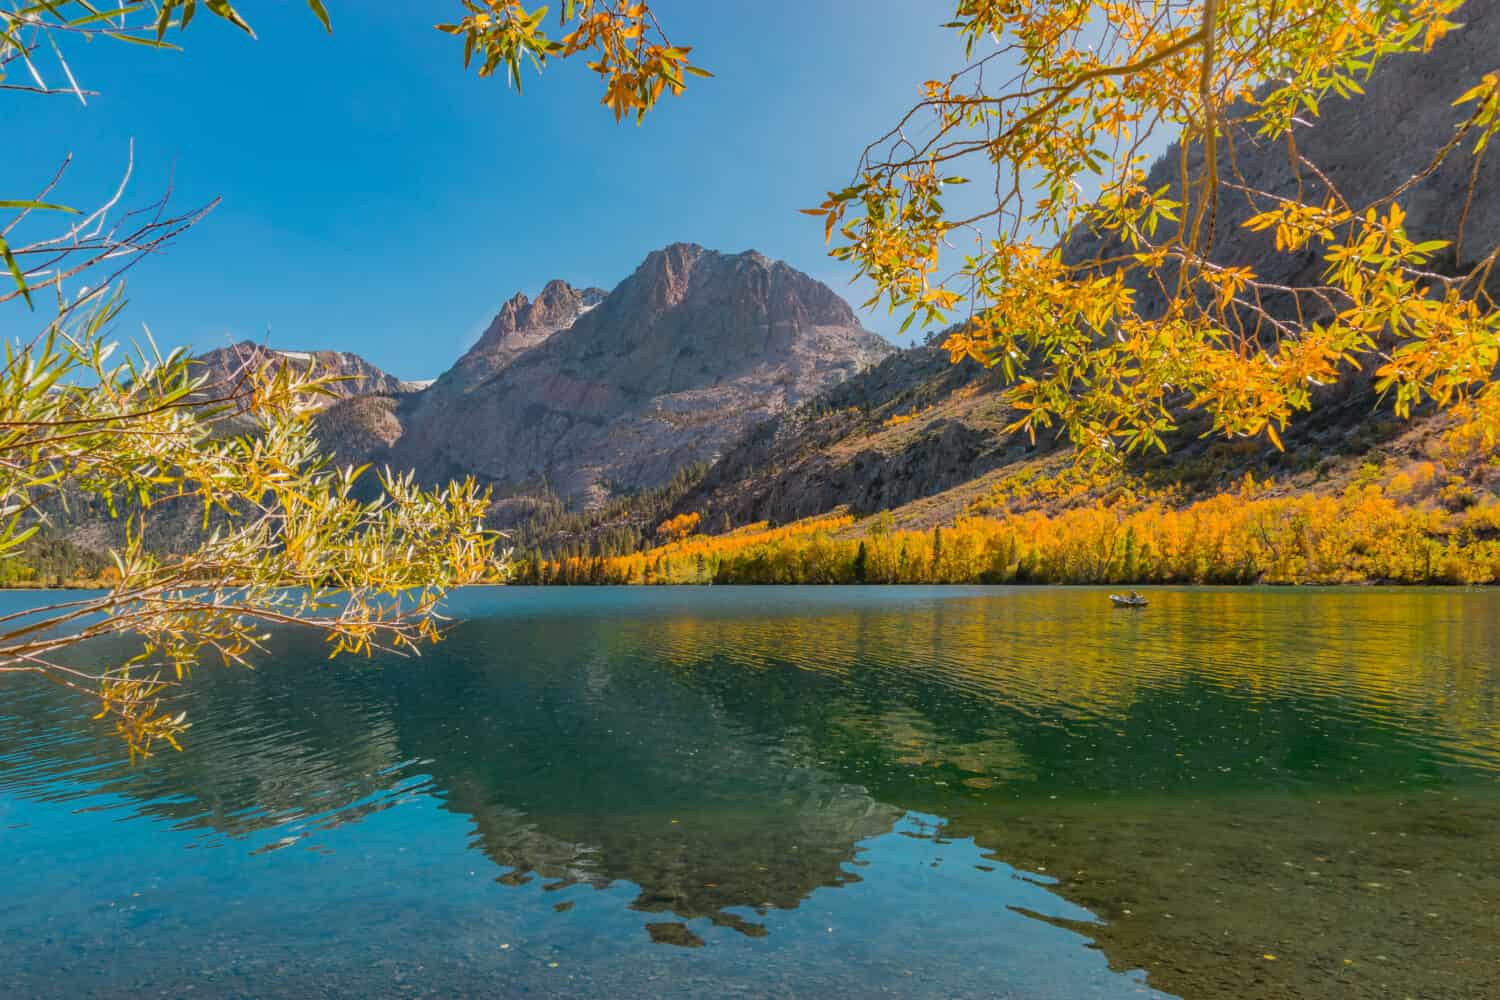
[2, 586, 1498, 999]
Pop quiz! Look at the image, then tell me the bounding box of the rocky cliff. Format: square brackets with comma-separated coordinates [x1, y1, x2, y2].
[347, 243, 893, 507]
[440, 279, 608, 393]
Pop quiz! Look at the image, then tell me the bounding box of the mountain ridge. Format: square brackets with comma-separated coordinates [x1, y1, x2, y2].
[192, 340, 425, 400]
[318, 242, 893, 509]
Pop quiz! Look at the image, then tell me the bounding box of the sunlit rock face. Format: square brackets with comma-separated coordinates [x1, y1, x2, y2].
[337, 244, 892, 508]
[50, 246, 893, 554]
[440, 279, 609, 393]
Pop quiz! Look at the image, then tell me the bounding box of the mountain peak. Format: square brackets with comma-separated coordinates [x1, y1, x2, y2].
[608, 243, 859, 329]
[488, 291, 530, 333]
[373, 243, 893, 505]
[442, 278, 607, 392]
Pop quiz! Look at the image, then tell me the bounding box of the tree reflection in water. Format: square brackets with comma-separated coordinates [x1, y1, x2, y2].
[2, 585, 1498, 998]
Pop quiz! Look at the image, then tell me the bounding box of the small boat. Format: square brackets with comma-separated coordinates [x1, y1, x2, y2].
[1109, 593, 1149, 608]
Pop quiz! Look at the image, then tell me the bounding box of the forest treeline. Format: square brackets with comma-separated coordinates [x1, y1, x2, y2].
[14, 467, 1500, 590]
[506, 463, 714, 565]
[512, 479, 1500, 587]
[0, 532, 116, 588]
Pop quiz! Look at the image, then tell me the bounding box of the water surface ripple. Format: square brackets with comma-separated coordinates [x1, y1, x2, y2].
[2, 586, 1498, 998]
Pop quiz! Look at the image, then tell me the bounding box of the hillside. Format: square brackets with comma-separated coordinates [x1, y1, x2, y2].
[33, 245, 893, 566]
[640, 0, 1500, 541]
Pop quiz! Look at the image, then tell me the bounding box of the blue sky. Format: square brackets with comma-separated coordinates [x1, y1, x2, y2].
[7, 2, 974, 380]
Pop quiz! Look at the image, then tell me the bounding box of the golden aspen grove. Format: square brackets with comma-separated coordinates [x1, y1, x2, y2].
[518, 478, 1500, 587]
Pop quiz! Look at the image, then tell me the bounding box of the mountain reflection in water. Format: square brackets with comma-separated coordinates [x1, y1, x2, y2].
[2, 585, 1498, 999]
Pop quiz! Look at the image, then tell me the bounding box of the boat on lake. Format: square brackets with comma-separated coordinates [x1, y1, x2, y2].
[1110, 593, 1149, 608]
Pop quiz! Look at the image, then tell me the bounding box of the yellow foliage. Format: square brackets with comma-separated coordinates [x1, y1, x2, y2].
[655, 511, 702, 542]
[535, 513, 856, 585]
[884, 406, 932, 429]
[433, 1, 708, 122]
[0, 300, 501, 759]
[561, 486, 1500, 588]
[804, 0, 1499, 463]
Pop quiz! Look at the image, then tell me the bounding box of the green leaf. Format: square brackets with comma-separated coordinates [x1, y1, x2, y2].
[53, 4, 149, 30]
[4, 523, 40, 552]
[204, 0, 254, 37]
[306, 0, 331, 33]
[106, 30, 182, 49]
[0, 200, 78, 213]
[0, 22, 29, 52]
[0, 235, 34, 309]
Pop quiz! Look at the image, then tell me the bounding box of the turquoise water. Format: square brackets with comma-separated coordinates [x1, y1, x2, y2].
[2, 586, 1498, 998]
